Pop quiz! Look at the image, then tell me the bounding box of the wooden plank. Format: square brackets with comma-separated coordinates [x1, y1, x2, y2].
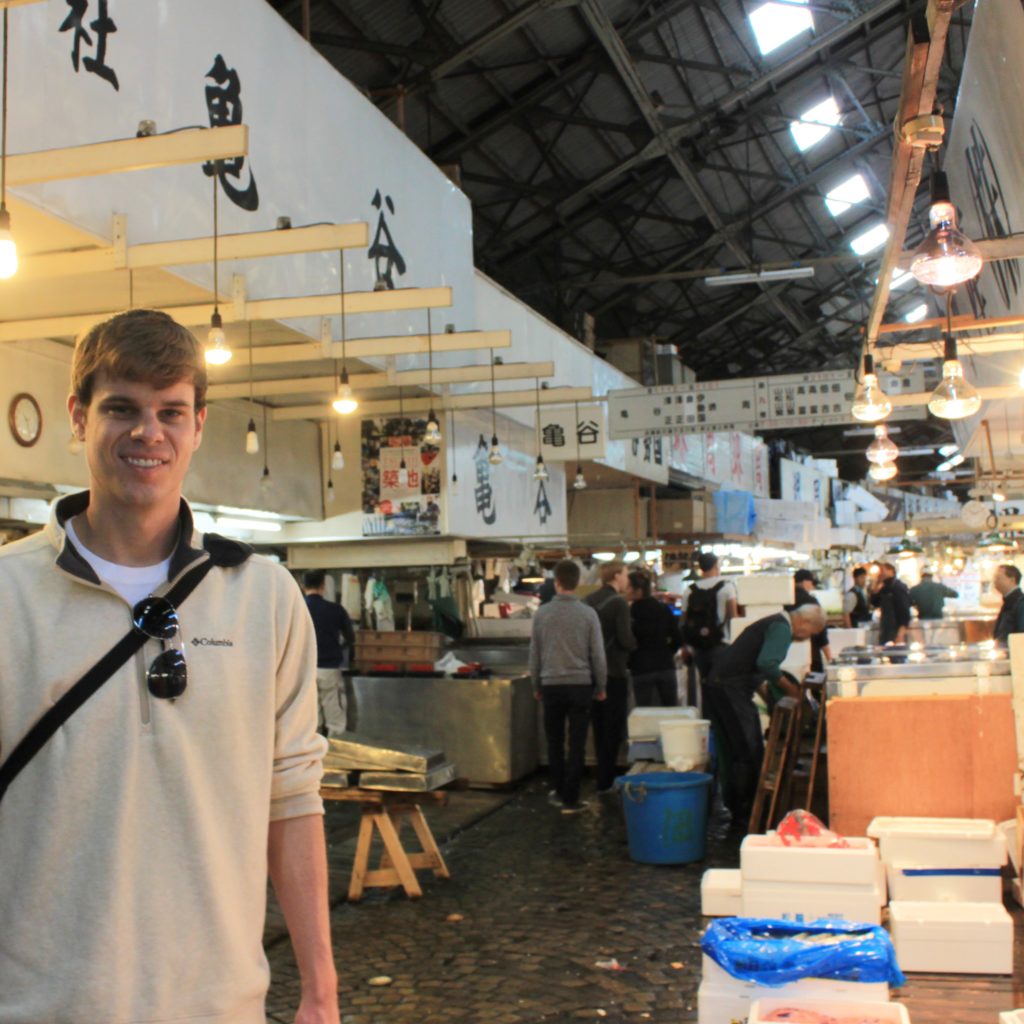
[347, 812, 375, 902]
[6, 125, 248, 186]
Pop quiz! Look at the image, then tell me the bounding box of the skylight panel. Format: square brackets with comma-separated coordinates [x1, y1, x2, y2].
[750, 0, 814, 56]
[904, 303, 928, 323]
[825, 173, 870, 216]
[850, 222, 889, 255]
[791, 96, 841, 152]
[890, 268, 913, 289]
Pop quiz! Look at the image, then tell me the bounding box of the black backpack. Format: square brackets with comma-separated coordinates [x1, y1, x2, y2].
[683, 580, 726, 650]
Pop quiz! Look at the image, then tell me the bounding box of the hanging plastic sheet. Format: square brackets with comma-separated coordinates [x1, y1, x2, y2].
[713, 489, 757, 536]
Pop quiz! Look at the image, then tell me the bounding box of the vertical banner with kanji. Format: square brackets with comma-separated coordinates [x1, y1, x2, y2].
[361, 417, 442, 536]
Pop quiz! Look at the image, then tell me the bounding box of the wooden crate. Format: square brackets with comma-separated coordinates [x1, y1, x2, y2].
[353, 630, 445, 671]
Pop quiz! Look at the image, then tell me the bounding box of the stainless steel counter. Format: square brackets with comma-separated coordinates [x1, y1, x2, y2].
[346, 673, 538, 786]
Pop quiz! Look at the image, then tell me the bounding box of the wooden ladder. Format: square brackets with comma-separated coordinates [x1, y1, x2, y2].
[748, 697, 801, 835]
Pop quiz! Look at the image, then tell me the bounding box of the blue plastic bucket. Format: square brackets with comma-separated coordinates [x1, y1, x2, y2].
[615, 771, 713, 865]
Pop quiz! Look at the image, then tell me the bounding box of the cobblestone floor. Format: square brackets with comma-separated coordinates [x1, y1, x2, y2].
[265, 776, 738, 1024]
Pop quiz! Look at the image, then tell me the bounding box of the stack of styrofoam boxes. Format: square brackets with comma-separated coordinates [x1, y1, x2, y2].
[625, 706, 696, 763]
[740, 833, 885, 924]
[697, 954, 893, 1024]
[868, 816, 1012, 974]
[730, 573, 794, 639]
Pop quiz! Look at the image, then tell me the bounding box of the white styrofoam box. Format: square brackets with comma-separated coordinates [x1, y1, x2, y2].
[888, 900, 1013, 974]
[830, 526, 864, 548]
[734, 574, 795, 606]
[828, 627, 868, 657]
[999, 1011, 1024, 1024]
[754, 498, 819, 522]
[696, 980, 748, 1024]
[740, 878, 882, 925]
[700, 868, 742, 917]
[700, 957, 889, 1013]
[626, 705, 697, 740]
[833, 499, 857, 527]
[743, 603, 785, 620]
[1001, 818, 1021, 874]
[885, 862, 1003, 903]
[867, 816, 1008, 870]
[749, 998, 908, 1024]
[741, 834, 881, 886]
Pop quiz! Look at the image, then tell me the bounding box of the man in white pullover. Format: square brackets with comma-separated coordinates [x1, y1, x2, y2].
[0, 310, 338, 1023]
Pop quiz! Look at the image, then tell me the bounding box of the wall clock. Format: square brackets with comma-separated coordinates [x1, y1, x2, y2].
[8, 393, 42, 448]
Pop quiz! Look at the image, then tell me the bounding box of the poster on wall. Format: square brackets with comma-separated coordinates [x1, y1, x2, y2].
[361, 417, 442, 536]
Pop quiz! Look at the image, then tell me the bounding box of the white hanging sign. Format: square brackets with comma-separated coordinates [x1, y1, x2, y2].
[538, 403, 607, 462]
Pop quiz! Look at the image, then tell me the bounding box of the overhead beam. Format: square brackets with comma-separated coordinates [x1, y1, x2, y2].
[6, 125, 248, 187]
[0, 287, 452, 343]
[17, 223, 370, 280]
[207, 360, 555, 400]
[242, 330, 511, 365]
[879, 333, 1024, 362]
[888, 385, 1019, 407]
[878, 311, 1024, 336]
[0, 0, 48, 7]
[273, 386, 594, 421]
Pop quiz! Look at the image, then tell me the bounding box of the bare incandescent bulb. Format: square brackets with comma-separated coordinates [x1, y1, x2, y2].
[331, 441, 344, 470]
[488, 435, 503, 466]
[532, 454, 549, 481]
[928, 334, 981, 420]
[851, 354, 892, 422]
[205, 311, 232, 365]
[0, 206, 18, 280]
[331, 366, 358, 415]
[450, 472, 460, 497]
[424, 410, 442, 445]
[868, 461, 898, 482]
[865, 424, 899, 465]
[245, 418, 259, 455]
[397, 457, 409, 488]
[573, 466, 587, 490]
[909, 172, 983, 289]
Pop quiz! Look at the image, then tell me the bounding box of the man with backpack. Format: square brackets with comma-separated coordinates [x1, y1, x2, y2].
[681, 552, 738, 683]
[583, 560, 637, 793]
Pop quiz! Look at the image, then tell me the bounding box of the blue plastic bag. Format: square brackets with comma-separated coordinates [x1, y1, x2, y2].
[712, 490, 756, 536]
[701, 917, 905, 988]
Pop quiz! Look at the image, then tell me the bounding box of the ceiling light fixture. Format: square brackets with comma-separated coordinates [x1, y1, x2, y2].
[259, 402, 272, 494]
[704, 266, 814, 287]
[488, 355, 503, 466]
[245, 323, 259, 454]
[332, 251, 358, 414]
[572, 399, 586, 490]
[868, 461, 898, 482]
[0, 10, 16, 279]
[909, 171, 983, 288]
[449, 412, 459, 497]
[929, 293, 981, 420]
[866, 424, 899, 465]
[423, 308, 442, 445]
[532, 376, 548, 481]
[204, 171, 231, 365]
[851, 354, 892, 422]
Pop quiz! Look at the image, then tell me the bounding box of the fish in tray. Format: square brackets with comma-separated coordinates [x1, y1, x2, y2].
[357, 761, 458, 792]
[324, 732, 446, 773]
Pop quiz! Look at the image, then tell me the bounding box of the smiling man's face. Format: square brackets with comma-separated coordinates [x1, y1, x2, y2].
[69, 372, 206, 519]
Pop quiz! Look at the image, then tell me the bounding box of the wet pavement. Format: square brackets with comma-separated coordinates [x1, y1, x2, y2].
[264, 776, 739, 1024]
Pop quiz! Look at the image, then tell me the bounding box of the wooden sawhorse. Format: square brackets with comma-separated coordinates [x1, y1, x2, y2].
[320, 787, 451, 901]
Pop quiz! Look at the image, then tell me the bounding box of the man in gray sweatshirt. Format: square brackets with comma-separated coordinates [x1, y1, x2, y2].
[530, 560, 607, 812]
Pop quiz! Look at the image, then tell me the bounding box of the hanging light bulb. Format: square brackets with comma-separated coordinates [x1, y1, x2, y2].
[450, 472, 460, 496]
[992, 488, 1007, 503]
[851, 354, 892, 422]
[928, 333, 981, 419]
[332, 366, 358, 415]
[532, 454, 549, 481]
[909, 171, 983, 288]
[331, 440, 344, 470]
[205, 311, 232, 365]
[573, 465, 587, 490]
[0, 207, 17, 280]
[245, 418, 259, 455]
[67, 432, 82, 455]
[398, 457, 409, 488]
[326, 479, 336, 504]
[259, 465, 272, 492]
[424, 409, 442, 445]
[488, 434, 503, 466]
[868, 461, 898, 482]
[866, 424, 899, 465]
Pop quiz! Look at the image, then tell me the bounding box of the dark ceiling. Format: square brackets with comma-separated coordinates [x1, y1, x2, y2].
[264, 0, 974, 483]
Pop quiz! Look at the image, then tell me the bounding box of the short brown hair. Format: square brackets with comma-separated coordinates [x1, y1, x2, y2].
[72, 309, 208, 409]
[554, 559, 580, 591]
[597, 560, 626, 585]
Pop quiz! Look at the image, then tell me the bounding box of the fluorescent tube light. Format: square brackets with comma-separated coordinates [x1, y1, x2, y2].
[704, 266, 815, 287]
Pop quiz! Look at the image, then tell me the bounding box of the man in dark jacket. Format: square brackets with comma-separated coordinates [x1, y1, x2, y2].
[303, 569, 356, 736]
[843, 567, 873, 627]
[993, 564, 1024, 644]
[704, 604, 826, 822]
[584, 560, 637, 792]
[909, 570, 959, 620]
[627, 570, 682, 706]
[870, 562, 912, 644]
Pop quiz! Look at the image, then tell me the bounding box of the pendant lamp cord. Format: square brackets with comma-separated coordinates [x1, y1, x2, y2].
[1, 9, 8, 210]
[212, 172, 219, 316]
[490, 355, 497, 435]
[339, 250, 347, 375]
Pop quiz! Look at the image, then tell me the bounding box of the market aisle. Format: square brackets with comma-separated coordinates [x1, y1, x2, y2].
[265, 779, 1024, 1024]
[266, 778, 736, 1024]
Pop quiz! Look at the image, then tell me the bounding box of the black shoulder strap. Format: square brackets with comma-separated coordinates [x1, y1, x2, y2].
[0, 546, 238, 806]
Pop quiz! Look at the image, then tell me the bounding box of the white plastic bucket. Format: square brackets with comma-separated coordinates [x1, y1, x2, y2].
[659, 718, 710, 771]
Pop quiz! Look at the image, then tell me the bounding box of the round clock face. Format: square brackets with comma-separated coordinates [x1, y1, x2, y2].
[960, 499, 991, 529]
[9, 393, 42, 448]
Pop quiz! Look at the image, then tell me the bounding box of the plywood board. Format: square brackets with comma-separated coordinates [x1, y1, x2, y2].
[828, 694, 1018, 836]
